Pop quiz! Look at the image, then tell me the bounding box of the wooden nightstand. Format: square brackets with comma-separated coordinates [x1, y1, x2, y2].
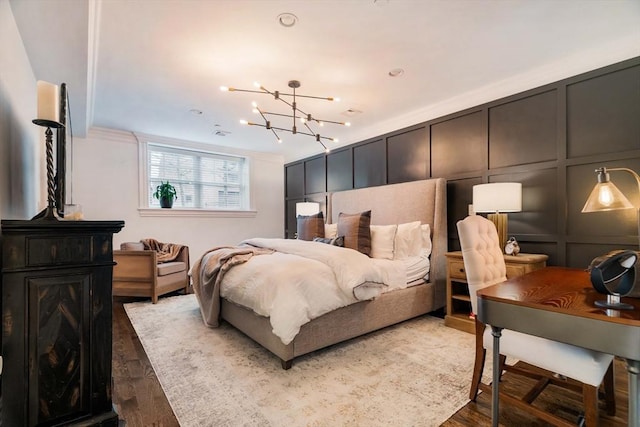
[444, 251, 548, 333]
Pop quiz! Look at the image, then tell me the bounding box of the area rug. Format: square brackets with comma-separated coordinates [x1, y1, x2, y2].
[124, 294, 491, 427]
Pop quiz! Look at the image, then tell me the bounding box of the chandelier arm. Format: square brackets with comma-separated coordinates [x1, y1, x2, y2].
[271, 92, 335, 101]
[227, 88, 267, 95]
[261, 111, 301, 119]
[315, 118, 349, 126]
[255, 107, 269, 123]
[303, 122, 316, 136]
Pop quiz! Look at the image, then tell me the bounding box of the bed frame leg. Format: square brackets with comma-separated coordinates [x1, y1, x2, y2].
[281, 359, 292, 370]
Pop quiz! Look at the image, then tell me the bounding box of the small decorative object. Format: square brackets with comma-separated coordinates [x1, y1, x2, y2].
[153, 181, 177, 208]
[504, 237, 520, 255]
[588, 249, 637, 310]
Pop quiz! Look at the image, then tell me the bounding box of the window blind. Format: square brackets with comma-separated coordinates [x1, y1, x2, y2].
[147, 144, 246, 209]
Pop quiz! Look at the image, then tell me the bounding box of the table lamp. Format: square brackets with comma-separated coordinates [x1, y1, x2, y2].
[472, 182, 522, 253]
[582, 167, 640, 309]
[582, 167, 640, 248]
[296, 202, 320, 217]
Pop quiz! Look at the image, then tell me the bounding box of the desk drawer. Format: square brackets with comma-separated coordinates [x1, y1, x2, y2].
[449, 260, 467, 280]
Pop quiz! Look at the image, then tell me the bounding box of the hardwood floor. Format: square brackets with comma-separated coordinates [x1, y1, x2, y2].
[112, 297, 629, 426]
[113, 296, 179, 427]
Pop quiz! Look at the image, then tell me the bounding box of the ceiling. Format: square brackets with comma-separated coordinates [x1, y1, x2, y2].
[9, 0, 640, 162]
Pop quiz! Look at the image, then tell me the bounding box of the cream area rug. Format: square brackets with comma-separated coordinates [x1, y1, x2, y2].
[124, 294, 491, 427]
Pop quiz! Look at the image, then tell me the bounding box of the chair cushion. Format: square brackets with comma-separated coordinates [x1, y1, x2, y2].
[483, 327, 614, 387]
[121, 242, 145, 250]
[157, 261, 187, 276]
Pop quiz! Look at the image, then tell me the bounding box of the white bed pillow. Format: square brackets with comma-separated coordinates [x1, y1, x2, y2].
[370, 224, 397, 260]
[325, 223, 338, 239]
[394, 221, 422, 259]
[421, 223, 432, 257]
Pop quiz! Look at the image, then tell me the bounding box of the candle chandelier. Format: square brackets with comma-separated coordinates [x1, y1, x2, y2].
[220, 80, 350, 152]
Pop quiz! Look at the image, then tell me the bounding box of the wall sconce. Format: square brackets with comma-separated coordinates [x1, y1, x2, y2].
[472, 182, 522, 253]
[582, 167, 640, 247]
[296, 202, 320, 217]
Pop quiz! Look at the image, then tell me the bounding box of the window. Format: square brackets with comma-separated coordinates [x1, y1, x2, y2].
[146, 143, 249, 210]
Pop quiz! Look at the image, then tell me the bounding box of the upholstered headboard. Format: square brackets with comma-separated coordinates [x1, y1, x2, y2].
[329, 178, 448, 308]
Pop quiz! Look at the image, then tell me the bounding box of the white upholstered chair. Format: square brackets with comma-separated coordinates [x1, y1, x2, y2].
[457, 215, 615, 426]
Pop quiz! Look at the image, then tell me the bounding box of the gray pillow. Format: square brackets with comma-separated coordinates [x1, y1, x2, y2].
[297, 211, 324, 240]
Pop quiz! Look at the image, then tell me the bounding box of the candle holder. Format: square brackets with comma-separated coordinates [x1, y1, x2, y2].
[32, 118, 64, 220]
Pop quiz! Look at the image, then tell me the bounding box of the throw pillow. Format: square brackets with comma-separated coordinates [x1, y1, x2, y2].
[337, 210, 372, 256]
[370, 224, 397, 260]
[325, 223, 338, 239]
[394, 221, 422, 259]
[297, 211, 325, 241]
[421, 223, 432, 257]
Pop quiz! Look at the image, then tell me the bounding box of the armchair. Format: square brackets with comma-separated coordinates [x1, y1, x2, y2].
[113, 240, 190, 303]
[457, 215, 615, 426]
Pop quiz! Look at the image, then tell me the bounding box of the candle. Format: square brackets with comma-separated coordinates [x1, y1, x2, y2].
[36, 80, 60, 123]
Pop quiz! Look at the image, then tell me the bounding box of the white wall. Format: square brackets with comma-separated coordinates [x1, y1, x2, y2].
[0, 0, 40, 219]
[72, 128, 285, 261]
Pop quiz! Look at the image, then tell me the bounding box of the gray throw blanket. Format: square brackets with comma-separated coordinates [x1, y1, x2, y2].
[191, 245, 274, 327]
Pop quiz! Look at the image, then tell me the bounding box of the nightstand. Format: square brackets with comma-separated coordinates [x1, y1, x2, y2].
[444, 251, 548, 333]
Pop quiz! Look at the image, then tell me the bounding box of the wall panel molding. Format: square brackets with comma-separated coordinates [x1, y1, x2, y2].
[285, 57, 640, 265]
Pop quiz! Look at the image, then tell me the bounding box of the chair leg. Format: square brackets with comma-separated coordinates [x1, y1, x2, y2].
[582, 383, 599, 427]
[603, 362, 616, 416]
[470, 319, 487, 401]
[498, 354, 507, 378]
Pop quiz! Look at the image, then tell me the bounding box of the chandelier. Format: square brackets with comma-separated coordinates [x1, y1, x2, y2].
[220, 80, 350, 152]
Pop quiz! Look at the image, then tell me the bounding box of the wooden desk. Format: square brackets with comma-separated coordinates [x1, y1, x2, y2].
[476, 266, 640, 427]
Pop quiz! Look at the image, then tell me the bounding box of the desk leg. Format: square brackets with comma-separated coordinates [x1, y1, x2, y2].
[627, 359, 640, 427]
[491, 326, 502, 427]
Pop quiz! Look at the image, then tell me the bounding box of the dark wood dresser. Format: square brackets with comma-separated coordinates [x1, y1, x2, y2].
[1, 219, 124, 426]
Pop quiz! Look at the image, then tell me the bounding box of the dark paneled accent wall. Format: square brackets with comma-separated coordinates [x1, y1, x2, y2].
[284, 57, 640, 269]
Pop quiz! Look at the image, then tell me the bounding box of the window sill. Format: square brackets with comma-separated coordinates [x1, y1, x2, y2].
[138, 208, 257, 218]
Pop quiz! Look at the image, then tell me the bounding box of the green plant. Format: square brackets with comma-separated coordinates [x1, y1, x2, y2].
[153, 181, 177, 201]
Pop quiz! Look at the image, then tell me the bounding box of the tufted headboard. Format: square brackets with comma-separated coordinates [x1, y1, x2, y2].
[329, 178, 448, 308]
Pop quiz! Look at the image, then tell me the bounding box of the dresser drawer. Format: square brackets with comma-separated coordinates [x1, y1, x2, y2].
[449, 260, 467, 280]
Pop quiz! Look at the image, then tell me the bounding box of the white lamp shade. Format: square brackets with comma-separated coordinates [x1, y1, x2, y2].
[296, 202, 320, 217]
[473, 183, 522, 213]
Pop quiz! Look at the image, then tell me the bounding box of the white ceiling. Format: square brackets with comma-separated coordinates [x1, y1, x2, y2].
[10, 0, 640, 162]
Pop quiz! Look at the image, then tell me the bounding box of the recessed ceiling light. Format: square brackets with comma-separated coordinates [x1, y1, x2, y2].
[277, 13, 298, 28]
[388, 68, 404, 77]
[189, 109, 203, 115]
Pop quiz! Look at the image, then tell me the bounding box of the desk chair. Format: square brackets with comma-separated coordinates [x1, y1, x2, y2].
[457, 215, 615, 426]
[113, 240, 190, 303]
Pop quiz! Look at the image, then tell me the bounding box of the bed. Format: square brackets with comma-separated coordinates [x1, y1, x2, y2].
[191, 178, 447, 369]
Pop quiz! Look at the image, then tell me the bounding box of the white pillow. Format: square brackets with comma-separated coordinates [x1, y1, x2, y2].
[325, 223, 338, 239]
[370, 224, 397, 260]
[421, 224, 432, 257]
[394, 221, 422, 259]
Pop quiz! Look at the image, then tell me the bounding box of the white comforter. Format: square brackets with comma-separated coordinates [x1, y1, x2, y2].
[220, 238, 407, 345]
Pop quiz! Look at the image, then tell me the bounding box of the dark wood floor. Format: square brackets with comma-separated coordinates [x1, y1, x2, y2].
[112, 297, 629, 426]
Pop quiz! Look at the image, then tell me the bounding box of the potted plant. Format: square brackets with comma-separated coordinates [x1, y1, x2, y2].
[153, 181, 177, 208]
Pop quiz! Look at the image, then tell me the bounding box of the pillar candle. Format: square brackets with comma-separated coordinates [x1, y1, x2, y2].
[36, 80, 60, 123]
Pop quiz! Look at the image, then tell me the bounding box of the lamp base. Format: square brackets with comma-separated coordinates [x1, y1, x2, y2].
[594, 294, 634, 310]
[487, 213, 508, 253]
